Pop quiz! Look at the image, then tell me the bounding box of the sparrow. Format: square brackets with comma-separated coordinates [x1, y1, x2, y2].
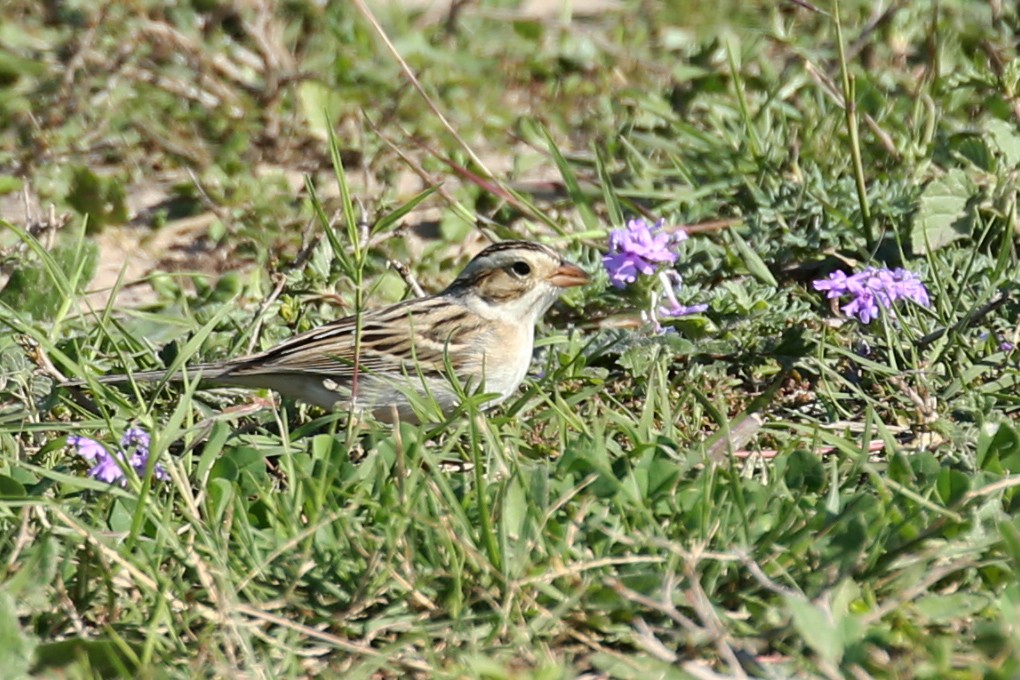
[69, 240, 590, 422]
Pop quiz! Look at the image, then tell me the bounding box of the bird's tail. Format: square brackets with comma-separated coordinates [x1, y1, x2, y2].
[60, 364, 227, 389]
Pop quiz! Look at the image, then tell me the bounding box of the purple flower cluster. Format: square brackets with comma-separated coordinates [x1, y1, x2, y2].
[603, 218, 686, 289]
[813, 266, 931, 324]
[68, 427, 168, 486]
[603, 218, 705, 331]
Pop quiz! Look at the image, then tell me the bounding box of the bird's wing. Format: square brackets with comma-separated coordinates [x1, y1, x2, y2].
[221, 295, 484, 380]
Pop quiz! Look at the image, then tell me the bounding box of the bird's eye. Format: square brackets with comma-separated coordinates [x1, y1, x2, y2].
[510, 261, 532, 277]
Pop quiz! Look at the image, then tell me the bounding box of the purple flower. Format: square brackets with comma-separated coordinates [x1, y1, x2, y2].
[603, 218, 687, 288]
[89, 450, 130, 484]
[132, 453, 169, 481]
[840, 291, 880, 324]
[121, 427, 151, 452]
[66, 435, 107, 461]
[813, 266, 930, 324]
[660, 302, 709, 319]
[644, 270, 708, 333]
[812, 270, 851, 299]
[67, 428, 167, 486]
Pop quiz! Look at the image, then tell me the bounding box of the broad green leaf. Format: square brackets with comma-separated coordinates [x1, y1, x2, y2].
[986, 118, 1020, 167]
[2, 535, 57, 606]
[209, 456, 240, 482]
[977, 420, 1020, 473]
[224, 446, 269, 487]
[0, 592, 34, 678]
[0, 240, 98, 321]
[785, 594, 844, 666]
[511, 19, 543, 41]
[0, 475, 26, 498]
[915, 593, 989, 623]
[440, 210, 474, 243]
[910, 168, 974, 254]
[297, 81, 349, 141]
[784, 449, 825, 493]
[936, 468, 971, 505]
[65, 167, 128, 231]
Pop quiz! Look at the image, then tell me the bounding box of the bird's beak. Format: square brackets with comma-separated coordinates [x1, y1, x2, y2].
[548, 262, 591, 288]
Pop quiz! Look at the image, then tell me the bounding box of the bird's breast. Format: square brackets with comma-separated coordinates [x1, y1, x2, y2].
[471, 320, 534, 403]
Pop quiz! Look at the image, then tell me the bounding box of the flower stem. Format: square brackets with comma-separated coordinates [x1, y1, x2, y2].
[834, 0, 875, 252]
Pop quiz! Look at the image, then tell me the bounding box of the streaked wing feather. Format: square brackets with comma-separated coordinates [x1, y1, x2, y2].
[221, 295, 480, 381]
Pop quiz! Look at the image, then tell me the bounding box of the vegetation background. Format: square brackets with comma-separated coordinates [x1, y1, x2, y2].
[2, 0, 1020, 677]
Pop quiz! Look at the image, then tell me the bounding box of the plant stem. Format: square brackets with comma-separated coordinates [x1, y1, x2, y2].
[834, 0, 875, 252]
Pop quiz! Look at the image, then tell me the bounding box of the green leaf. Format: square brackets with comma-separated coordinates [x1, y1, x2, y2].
[197, 421, 231, 482]
[998, 519, 1020, 572]
[910, 169, 974, 254]
[0, 475, 26, 498]
[511, 19, 543, 41]
[207, 478, 234, 525]
[887, 451, 913, 485]
[645, 457, 681, 498]
[0, 592, 34, 678]
[109, 499, 135, 533]
[209, 456, 239, 482]
[0, 240, 98, 321]
[828, 516, 867, 567]
[2, 535, 57, 603]
[617, 342, 662, 375]
[914, 593, 989, 623]
[0, 176, 22, 195]
[32, 638, 137, 677]
[783, 449, 825, 493]
[0, 48, 46, 83]
[785, 594, 844, 666]
[502, 475, 528, 542]
[440, 210, 474, 243]
[595, 148, 623, 227]
[936, 468, 971, 506]
[977, 421, 1020, 473]
[65, 166, 128, 231]
[297, 81, 349, 141]
[910, 452, 942, 483]
[986, 118, 1020, 167]
[372, 186, 438, 236]
[501, 475, 530, 577]
[223, 446, 268, 487]
[947, 133, 994, 171]
[728, 227, 777, 286]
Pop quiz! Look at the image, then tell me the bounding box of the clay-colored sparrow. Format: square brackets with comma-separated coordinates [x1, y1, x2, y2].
[73, 241, 589, 421]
